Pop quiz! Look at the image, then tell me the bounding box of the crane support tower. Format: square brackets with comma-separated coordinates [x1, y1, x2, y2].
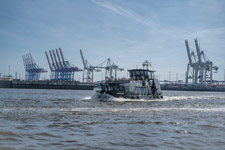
[185, 39, 218, 84]
[80, 49, 101, 82]
[45, 48, 82, 81]
[22, 53, 47, 81]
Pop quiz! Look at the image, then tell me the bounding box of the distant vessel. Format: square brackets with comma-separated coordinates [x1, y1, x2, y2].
[96, 61, 163, 100]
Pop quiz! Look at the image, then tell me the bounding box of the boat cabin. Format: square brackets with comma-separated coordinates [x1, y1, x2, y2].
[128, 69, 155, 80]
[100, 83, 125, 92]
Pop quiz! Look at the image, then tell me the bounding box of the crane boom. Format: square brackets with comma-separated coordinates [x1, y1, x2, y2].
[45, 52, 53, 71]
[185, 40, 193, 66]
[52, 50, 59, 70]
[49, 50, 56, 70]
[194, 38, 202, 63]
[80, 49, 87, 69]
[59, 48, 67, 69]
[56, 49, 64, 70]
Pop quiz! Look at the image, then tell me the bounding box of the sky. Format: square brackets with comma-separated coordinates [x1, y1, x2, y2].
[0, 0, 225, 82]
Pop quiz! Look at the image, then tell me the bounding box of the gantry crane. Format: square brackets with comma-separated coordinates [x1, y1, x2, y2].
[45, 48, 82, 81]
[95, 58, 124, 81]
[22, 53, 47, 81]
[79, 49, 124, 82]
[185, 39, 218, 84]
[80, 49, 101, 82]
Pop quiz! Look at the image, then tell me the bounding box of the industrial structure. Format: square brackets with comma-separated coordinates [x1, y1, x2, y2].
[22, 54, 47, 81]
[79, 50, 124, 82]
[80, 49, 101, 82]
[45, 48, 82, 81]
[185, 39, 219, 84]
[95, 58, 124, 80]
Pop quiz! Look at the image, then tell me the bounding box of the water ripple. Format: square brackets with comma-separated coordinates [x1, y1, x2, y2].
[1, 89, 225, 149]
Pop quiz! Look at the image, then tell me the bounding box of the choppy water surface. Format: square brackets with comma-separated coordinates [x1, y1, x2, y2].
[1, 88, 225, 150]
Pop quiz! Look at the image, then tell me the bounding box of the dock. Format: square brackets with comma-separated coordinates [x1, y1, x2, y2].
[161, 83, 225, 92]
[0, 80, 94, 90]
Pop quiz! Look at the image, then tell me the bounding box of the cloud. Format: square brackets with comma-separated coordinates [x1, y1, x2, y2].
[188, 26, 225, 37]
[91, 0, 154, 26]
[91, 0, 188, 45]
[92, 0, 225, 49]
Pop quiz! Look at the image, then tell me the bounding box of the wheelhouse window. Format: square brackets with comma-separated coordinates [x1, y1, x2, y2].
[148, 72, 154, 79]
[101, 84, 125, 92]
[107, 85, 113, 91]
[129, 70, 153, 80]
[119, 86, 125, 91]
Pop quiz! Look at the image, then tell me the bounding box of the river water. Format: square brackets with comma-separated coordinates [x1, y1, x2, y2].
[1, 88, 225, 150]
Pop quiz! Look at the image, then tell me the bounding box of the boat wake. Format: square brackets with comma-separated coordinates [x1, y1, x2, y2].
[80, 93, 225, 103]
[86, 93, 162, 102]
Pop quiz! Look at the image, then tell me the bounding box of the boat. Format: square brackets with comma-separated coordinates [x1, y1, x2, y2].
[96, 61, 163, 100]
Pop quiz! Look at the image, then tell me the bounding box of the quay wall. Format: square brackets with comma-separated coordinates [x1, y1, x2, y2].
[161, 84, 225, 92]
[0, 80, 94, 90]
[0, 80, 12, 88]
